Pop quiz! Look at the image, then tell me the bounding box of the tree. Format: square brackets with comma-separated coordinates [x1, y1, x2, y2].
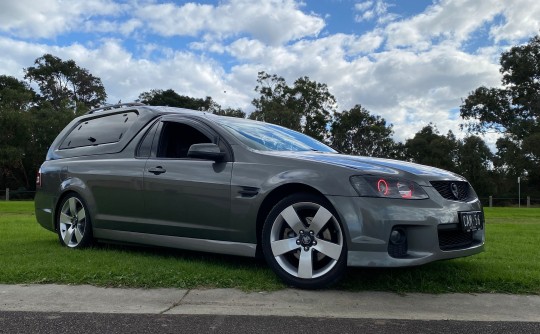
[404, 125, 460, 172]
[250, 72, 301, 130]
[456, 136, 494, 196]
[138, 89, 217, 111]
[24, 54, 107, 111]
[250, 72, 335, 141]
[460, 35, 540, 138]
[330, 105, 396, 157]
[213, 107, 246, 118]
[290, 76, 335, 140]
[0, 76, 36, 189]
[138, 89, 246, 118]
[0, 75, 36, 110]
[460, 34, 540, 196]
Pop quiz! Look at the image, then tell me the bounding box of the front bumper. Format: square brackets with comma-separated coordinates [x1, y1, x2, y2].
[327, 187, 485, 267]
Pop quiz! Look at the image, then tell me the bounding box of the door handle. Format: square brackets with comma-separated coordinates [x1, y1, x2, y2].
[148, 166, 166, 175]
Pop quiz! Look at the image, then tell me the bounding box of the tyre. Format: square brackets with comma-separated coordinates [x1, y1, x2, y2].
[56, 193, 93, 248]
[262, 193, 347, 289]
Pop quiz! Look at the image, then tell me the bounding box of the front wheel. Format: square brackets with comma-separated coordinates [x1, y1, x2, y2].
[56, 193, 93, 248]
[262, 193, 347, 289]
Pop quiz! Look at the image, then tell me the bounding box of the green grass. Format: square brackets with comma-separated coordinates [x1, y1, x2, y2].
[1, 201, 539, 293]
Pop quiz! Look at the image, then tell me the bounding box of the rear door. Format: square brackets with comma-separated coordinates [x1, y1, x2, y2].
[141, 117, 234, 240]
[59, 111, 146, 231]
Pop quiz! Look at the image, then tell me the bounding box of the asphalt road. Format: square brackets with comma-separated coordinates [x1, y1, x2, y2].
[2, 312, 540, 334]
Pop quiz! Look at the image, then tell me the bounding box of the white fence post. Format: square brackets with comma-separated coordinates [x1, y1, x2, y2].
[489, 195, 492, 208]
[527, 196, 531, 208]
[5, 188, 9, 201]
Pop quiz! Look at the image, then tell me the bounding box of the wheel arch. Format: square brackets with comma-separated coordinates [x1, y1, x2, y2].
[53, 184, 94, 232]
[53, 190, 79, 231]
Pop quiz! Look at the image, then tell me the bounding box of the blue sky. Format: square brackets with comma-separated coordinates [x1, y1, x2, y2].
[1, 0, 539, 146]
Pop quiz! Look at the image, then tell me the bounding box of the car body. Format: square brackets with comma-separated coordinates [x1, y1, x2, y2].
[35, 103, 485, 289]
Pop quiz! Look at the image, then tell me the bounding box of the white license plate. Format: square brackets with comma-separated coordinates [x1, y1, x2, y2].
[459, 211, 484, 232]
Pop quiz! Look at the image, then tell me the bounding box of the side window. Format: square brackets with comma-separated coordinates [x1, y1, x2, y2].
[156, 122, 212, 159]
[60, 112, 138, 149]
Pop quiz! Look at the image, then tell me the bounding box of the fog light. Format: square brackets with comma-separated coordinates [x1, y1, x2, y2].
[389, 228, 406, 245]
[388, 227, 408, 258]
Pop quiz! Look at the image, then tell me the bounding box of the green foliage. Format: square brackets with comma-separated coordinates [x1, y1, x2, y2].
[138, 88, 246, 118]
[404, 124, 460, 172]
[0, 76, 36, 189]
[493, 137, 528, 179]
[24, 54, 107, 111]
[26, 101, 80, 173]
[139, 89, 217, 111]
[213, 107, 246, 118]
[460, 34, 540, 197]
[330, 104, 396, 157]
[404, 126, 497, 196]
[0, 75, 36, 110]
[460, 35, 540, 139]
[292, 76, 335, 140]
[457, 136, 494, 196]
[250, 71, 335, 141]
[0, 54, 104, 191]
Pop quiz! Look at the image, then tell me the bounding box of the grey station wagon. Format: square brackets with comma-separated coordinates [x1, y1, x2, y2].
[35, 103, 485, 289]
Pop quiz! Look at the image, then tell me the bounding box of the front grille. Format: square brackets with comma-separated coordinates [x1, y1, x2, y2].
[430, 181, 472, 201]
[438, 225, 474, 250]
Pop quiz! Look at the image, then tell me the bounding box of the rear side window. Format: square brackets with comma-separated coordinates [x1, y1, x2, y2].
[60, 112, 138, 149]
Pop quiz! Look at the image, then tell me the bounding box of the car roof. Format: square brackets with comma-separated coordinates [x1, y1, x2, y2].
[87, 102, 265, 126]
[88, 103, 205, 117]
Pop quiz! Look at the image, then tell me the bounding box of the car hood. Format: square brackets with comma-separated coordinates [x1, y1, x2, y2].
[264, 151, 463, 180]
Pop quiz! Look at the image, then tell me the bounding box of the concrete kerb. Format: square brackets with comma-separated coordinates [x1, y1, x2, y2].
[0, 284, 539, 322]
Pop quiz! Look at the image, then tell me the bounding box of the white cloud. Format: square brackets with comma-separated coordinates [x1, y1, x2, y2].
[227, 38, 267, 60]
[332, 44, 502, 142]
[0, 0, 123, 38]
[354, 0, 397, 24]
[0, 38, 45, 77]
[0, 37, 252, 110]
[384, 0, 505, 49]
[136, 0, 325, 45]
[61, 41, 251, 108]
[490, 0, 540, 42]
[355, 1, 373, 12]
[82, 19, 142, 36]
[349, 30, 385, 54]
[1, 0, 540, 151]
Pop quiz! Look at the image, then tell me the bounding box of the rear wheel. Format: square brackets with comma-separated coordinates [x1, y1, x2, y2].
[56, 194, 93, 248]
[262, 193, 347, 289]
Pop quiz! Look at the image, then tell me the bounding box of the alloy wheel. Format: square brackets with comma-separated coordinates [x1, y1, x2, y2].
[269, 201, 344, 280]
[58, 196, 88, 248]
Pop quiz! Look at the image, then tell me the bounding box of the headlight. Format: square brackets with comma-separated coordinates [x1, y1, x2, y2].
[350, 175, 429, 199]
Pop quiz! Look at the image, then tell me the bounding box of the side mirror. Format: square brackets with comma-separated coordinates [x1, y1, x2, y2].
[187, 143, 226, 162]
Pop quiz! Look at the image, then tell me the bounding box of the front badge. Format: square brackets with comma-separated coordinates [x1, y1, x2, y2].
[450, 182, 459, 199]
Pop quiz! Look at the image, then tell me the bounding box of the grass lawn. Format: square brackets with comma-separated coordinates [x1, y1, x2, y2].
[1, 201, 539, 293]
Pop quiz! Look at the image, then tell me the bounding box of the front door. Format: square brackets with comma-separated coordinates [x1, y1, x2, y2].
[142, 119, 233, 241]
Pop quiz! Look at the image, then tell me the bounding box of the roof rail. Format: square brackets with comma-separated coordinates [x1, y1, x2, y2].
[87, 102, 147, 114]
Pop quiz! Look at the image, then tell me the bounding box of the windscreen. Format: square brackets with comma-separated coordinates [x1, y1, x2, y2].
[218, 119, 336, 153]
